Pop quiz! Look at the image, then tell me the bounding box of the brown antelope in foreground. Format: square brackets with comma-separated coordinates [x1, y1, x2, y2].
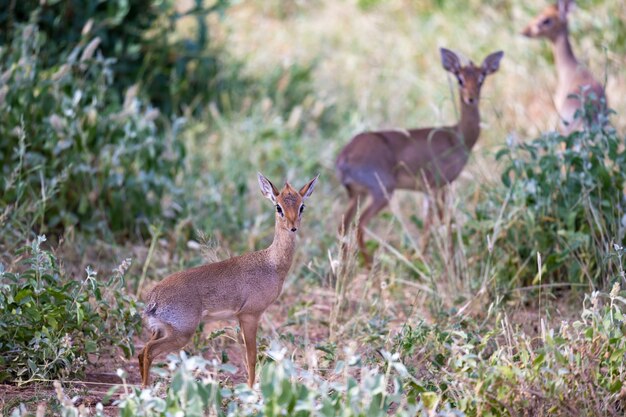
[138, 173, 318, 387]
[336, 48, 503, 264]
[522, 0, 607, 133]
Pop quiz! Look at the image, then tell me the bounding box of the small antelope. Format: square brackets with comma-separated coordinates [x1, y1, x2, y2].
[138, 172, 318, 387]
[336, 48, 503, 264]
[522, 0, 607, 132]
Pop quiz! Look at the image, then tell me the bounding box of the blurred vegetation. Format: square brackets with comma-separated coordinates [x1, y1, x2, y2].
[0, 24, 185, 239]
[0, 0, 243, 115]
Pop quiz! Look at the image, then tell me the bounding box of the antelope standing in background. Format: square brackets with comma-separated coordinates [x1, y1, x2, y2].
[138, 172, 318, 387]
[522, 0, 607, 133]
[336, 48, 503, 264]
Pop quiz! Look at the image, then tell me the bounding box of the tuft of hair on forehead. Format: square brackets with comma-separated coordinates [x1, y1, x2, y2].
[280, 182, 298, 193]
[281, 182, 297, 193]
[279, 188, 301, 206]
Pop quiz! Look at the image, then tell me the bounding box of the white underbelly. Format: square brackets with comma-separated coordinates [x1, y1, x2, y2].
[203, 309, 238, 321]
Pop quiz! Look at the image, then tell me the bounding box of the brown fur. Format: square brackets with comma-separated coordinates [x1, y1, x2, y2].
[138, 173, 318, 387]
[522, 0, 607, 132]
[336, 48, 503, 264]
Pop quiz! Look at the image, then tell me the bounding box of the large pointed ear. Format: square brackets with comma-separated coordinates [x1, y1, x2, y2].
[440, 48, 461, 74]
[558, 0, 574, 20]
[481, 51, 504, 75]
[258, 172, 280, 203]
[298, 174, 319, 200]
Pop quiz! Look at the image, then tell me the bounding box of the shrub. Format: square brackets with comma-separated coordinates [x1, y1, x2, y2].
[0, 0, 243, 115]
[0, 236, 141, 383]
[466, 119, 625, 287]
[0, 24, 185, 238]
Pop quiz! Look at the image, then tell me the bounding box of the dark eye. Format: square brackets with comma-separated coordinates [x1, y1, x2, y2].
[299, 204, 305, 214]
[276, 205, 283, 216]
[542, 18, 552, 26]
[457, 77, 464, 87]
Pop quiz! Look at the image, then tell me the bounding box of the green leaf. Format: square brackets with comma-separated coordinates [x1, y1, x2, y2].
[609, 349, 624, 363]
[14, 289, 33, 303]
[85, 340, 97, 353]
[421, 392, 439, 411]
[76, 304, 84, 325]
[46, 316, 58, 330]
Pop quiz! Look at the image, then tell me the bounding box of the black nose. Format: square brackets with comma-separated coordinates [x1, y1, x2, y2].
[468, 98, 475, 104]
[291, 227, 297, 232]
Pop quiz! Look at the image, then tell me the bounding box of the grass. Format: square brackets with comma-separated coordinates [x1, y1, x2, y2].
[224, 0, 625, 137]
[2, 0, 626, 415]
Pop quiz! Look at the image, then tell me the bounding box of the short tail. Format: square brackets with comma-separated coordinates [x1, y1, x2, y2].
[144, 301, 157, 317]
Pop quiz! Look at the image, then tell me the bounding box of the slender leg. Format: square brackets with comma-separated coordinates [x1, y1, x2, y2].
[238, 314, 260, 387]
[138, 341, 149, 382]
[138, 329, 161, 384]
[140, 326, 192, 387]
[138, 350, 144, 380]
[357, 195, 390, 266]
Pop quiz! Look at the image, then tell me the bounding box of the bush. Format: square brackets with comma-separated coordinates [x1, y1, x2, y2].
[0, 236, 141, 383]
[0, 0, 243, 115]
[0, 24, 185, 238]
[466, 120, 625, 287]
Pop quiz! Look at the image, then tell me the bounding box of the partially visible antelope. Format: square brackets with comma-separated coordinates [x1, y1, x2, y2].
[138, 172, 318, 387]
[336, 48, 503, 264]
[522, 0, 607, 133]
